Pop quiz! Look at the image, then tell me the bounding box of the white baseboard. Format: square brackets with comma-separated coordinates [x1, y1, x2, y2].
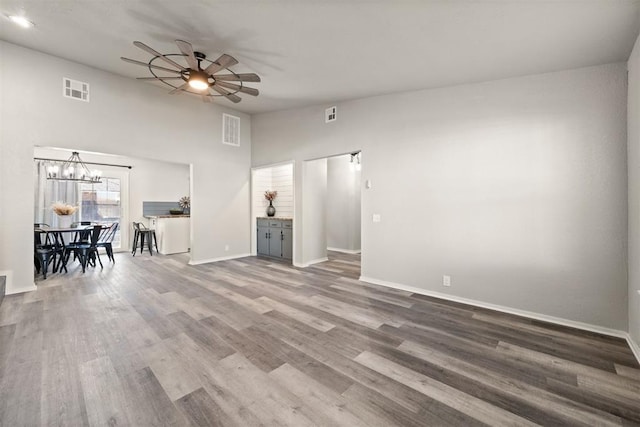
[359, 275, 630, 341]
[626, 334, 640, 364]
[0, 270, 33, 295]
[189, 253, 251, 265]
[298, 257, 329, 268]
[327, 247, 361, 254]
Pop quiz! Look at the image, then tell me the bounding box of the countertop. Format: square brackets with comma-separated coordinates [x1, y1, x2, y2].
[144, 215, 191, 219]
[257, 217, 293, 220]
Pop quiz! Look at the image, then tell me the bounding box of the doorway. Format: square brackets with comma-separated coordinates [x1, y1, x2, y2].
[250, 161, 295, 261]
[301, 152, 362, 273]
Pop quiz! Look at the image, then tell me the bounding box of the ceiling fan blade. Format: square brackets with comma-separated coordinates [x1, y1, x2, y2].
[202, 95, 214, 103]
[210, 85, 242, 103]
[175, 39, 198, 70]
[136, 76, 184, 80]
[214, 81, 259, 96]
[169, 83, 190, 95]
[204, 54, 239, 75]
[214, 73, 261, 82]
[121, 57, 182, 74]
[133, 41, 186, 71]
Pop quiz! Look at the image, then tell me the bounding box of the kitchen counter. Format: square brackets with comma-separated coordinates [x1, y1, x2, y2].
[146, 216, 190, 254]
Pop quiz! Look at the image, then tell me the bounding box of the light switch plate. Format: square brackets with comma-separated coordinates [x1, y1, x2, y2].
[372, 214, 381, 223]
[365, 179, 372, 189]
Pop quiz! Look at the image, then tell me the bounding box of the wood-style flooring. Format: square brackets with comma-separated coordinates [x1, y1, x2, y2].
[1, 251, 639, 426]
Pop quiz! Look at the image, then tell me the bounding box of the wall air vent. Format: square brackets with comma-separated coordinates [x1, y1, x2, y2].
[222, 113, 241, 146]
[63, 77, 89, 102]
[325, 106, 337, 123]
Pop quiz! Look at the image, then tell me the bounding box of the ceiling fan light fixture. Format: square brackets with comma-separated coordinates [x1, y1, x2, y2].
[123, 39, 259, 103]
[188, 71, 209, 91]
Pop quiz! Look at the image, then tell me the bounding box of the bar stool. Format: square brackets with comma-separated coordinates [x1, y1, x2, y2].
[132, 222, 158, 256]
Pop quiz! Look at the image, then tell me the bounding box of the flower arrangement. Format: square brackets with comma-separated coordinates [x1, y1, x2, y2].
[51, 202, 78, 216]
[179, 196, 190, 209]
[264, 191, 277, 202]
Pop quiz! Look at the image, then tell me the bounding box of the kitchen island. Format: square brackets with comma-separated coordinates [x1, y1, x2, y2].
[145, 215, 190, 255]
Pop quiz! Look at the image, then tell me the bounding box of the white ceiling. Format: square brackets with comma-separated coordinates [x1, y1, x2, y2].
[1, 0, 639, 114]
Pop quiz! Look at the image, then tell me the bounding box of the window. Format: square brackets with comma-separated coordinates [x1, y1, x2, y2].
[79, 178, 122, 248]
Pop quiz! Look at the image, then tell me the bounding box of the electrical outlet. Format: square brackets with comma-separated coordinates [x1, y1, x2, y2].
[224, 244, 230, 252]
[372, 214, 381, 223]
[443, 275, 451, 287]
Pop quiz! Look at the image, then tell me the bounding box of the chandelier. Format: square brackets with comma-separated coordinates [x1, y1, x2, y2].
[46, 151, 102, 183]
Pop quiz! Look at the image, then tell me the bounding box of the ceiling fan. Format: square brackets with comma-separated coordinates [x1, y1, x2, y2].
[121, 40, 260, 103]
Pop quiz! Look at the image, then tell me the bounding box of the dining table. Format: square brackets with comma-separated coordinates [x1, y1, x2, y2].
[35, 224, 106, 273]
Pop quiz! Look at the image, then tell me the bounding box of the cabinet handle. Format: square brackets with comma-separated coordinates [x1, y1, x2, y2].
[281, 233, 284, 241]
[266, 232, 269, 239]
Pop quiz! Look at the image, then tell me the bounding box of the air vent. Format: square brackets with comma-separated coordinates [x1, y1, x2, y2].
[63, 77, 89, 102]
[222, 113, 240, 146]
[325, 106, 336, 123]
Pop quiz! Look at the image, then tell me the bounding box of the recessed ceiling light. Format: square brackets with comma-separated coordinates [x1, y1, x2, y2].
[8, 15, 35, 28]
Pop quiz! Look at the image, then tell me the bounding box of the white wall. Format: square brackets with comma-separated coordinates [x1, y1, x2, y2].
[252, 164, 294, 219]
[271, 164, 294, 218]
[627, 34, 640, 351]
[0, 41, 251, 293]
[327, 154, 361, 252]
[252, 63, 628, 331]
[302, 158, 327, 265]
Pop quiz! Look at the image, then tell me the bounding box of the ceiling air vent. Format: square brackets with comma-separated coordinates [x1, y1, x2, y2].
[222, 113, 240, 147]
[325, 106, 336, 123]
[63, 77, 89, 102]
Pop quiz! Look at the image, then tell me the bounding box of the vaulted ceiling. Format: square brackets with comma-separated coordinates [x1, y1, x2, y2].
[1, 0, 639, 114]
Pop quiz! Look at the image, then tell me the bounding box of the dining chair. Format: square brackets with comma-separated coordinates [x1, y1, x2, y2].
[97, 222, 118, 262]
[71, 221, 93, 244]
[34, 228, 66, 278]
[65, 225, 103, 273]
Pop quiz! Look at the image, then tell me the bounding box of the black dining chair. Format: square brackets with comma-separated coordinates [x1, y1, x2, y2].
[97, 222, 118, 262]
[132, 222, 158, 256]
[34, 227, 66, 278]
[71, 221, 93, 243]
[65, 225, 103, 273]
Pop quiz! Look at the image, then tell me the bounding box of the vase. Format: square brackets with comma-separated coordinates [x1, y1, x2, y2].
[58, 215, 73, 228]
[266, 200, 276, 217]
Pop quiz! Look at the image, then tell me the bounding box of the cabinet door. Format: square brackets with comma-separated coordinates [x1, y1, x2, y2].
[282, 228, 292, 260]
[269, 228, 282, 257]
[257, 226, 270, 255]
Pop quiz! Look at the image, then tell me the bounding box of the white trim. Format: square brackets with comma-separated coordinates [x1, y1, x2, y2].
[188, 253, 251, 265]
[298, 257, 329, 268]
[327, 247, 361, 254]
[7, 284, 37, 295]
[252, 159, 296, 171]
[0, 271, 32, 295]
[359, 275, 629, 339]
[626, 334, 640, 364]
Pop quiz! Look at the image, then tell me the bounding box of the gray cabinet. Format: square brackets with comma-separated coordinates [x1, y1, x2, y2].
[281, 228, 292, 259]
[257, 219, 292, 261]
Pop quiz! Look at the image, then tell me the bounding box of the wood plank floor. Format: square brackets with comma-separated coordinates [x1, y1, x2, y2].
[1, 251, 639, 426]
